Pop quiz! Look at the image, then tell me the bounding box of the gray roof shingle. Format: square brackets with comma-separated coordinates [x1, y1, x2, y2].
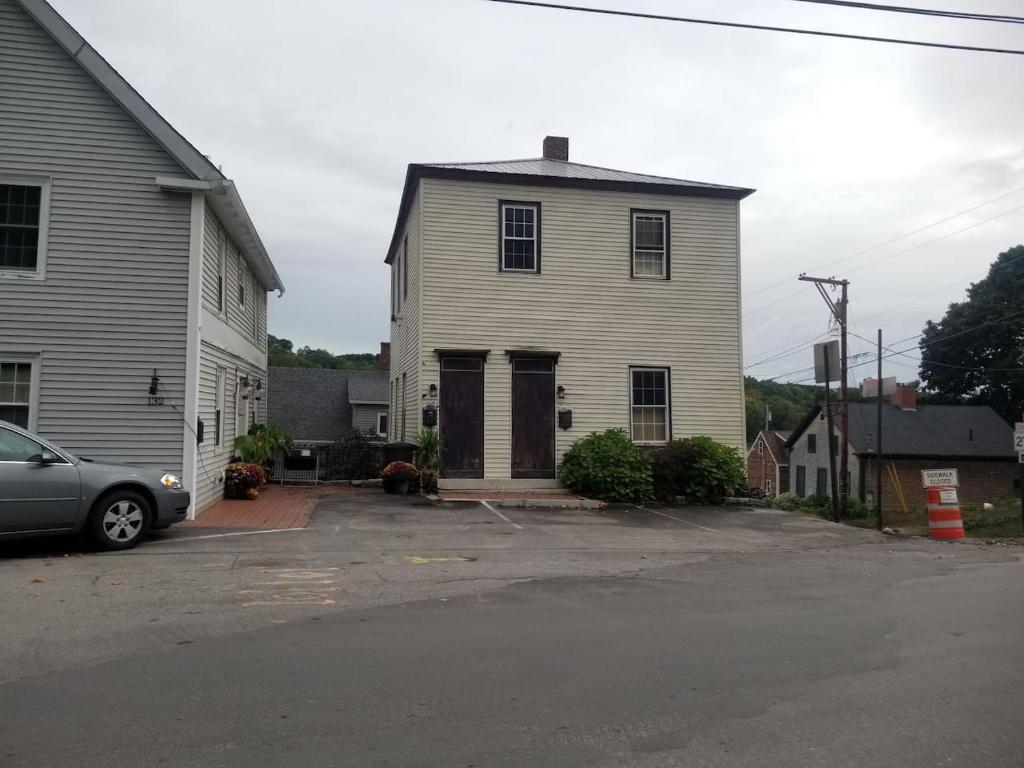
[788, 403, 1014, 459]
[267, 367, 389, 443]
[348, 376, 389, 404]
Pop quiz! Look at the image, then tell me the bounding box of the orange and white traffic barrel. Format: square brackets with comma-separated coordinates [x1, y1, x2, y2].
[925, 486, 965, 541]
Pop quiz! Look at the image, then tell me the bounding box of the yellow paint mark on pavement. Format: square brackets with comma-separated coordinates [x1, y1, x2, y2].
[405, 556, 473, 565]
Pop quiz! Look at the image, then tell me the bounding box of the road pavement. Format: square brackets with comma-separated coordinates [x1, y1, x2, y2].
[1, 492, 1021, 766]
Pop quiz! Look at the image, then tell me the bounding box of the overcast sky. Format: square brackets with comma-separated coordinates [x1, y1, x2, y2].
[54, 0, 1024, 383]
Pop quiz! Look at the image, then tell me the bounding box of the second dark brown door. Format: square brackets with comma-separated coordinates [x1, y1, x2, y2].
[439, 358, 484, 478]
[511, 358, 555, 479]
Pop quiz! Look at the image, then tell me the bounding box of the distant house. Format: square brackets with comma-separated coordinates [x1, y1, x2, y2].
[384, 135, 754, 488]
[784, 385, 1018, 512]
[746, 430, 790, 496]
[0, 0, 283, 517]
[268, 366, 390, 446]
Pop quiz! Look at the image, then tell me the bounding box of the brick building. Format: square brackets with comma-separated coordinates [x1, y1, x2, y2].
[746, 430, 790, 495]
[784, 385, 1019, 514]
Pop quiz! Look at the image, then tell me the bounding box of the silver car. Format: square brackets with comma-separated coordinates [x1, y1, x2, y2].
[0, 420, 191, 550]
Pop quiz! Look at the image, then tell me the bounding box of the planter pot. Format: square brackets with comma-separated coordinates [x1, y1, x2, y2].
[245, 487, 259, 500]
[395, 480, 410, 495]
[419, 470, 436, 494]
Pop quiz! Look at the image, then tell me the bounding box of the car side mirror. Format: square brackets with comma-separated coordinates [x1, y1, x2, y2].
[33, 450, 59, 465]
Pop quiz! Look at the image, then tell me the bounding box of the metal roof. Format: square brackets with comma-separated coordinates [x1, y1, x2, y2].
[423, 158, 753, 192]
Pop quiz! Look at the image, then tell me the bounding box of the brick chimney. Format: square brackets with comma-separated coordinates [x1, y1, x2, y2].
[543, 135, 569, 161]
[889, 383, 917, 411]
[378, 342, 390, 372]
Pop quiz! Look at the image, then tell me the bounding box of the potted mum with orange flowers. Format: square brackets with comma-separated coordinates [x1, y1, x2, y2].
[381, 461, 419, 495]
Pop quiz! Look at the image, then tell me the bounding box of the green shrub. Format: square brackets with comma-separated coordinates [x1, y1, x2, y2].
[651, 436, 746, 505]
[800, 494, 832, 515]
[845, 497, 870, 519]
[559, 429, 653, 502]
[772, 492, 802, 511]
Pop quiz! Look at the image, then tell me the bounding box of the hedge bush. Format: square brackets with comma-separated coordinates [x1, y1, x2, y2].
[651, 436, 746, 504]
[771, 492, 801, 511]
[558, 429, 653, 502]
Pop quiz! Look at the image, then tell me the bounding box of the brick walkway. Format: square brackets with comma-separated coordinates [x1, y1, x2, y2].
[185, 485, 332, 529]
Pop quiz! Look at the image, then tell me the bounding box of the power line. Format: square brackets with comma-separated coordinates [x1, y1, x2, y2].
[486, 0, 1024, 54]
[743, 182, 1024, 302]
[745, 199, 1024, 319]
[789, 0, 1024, 24]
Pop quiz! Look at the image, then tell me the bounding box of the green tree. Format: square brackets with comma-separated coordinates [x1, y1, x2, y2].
[918, 244, 1024, 422]
[267, 335, 381, 371]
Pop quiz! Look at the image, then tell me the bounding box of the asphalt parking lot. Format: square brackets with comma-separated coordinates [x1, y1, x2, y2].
[2, 490, 1022, 767]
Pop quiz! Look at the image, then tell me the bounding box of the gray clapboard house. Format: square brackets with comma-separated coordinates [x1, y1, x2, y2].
[0, 0, 284, 516]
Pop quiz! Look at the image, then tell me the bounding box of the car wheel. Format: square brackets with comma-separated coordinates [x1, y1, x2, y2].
[89, 491, 152, 551]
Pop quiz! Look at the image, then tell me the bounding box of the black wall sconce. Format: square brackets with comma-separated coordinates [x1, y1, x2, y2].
[556, 385, 566, 400]
[428, 383, 438, 398]
[422, 404, 438, 427]
[147, 369, 164, 406]
[558, 408, 573, 430]
[239, 375, 251, 400]
[254, 378, 263, 401]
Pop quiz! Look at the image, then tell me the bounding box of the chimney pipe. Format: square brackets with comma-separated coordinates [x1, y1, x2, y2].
[889, 383, 918, 411]
[378, 342, 391, 372]
[543, 136, 569, 161]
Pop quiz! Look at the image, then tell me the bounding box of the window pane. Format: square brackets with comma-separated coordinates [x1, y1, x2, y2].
[631, 369, 666, 406]
[631, 407, 666, 442]
[0, 425, 40, 457]
[503, 238, 535, 270]
[0, 184, 41, 271]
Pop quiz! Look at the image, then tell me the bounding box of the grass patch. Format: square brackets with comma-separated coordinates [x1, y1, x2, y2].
[784, 497, 1024, 539]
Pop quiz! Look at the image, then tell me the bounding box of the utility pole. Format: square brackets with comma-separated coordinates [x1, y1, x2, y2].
[876, 329, 883, 532]
[799, 274, 850, 519]
[823, 353, 839, 522]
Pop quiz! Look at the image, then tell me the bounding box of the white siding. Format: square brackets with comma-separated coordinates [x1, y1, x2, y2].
[418, 177, 745, 480]
[194, 339, 266, 513]
[0, 0, 191, 471]
[388, 184, 421, 443]
[788, 414, 861, 499]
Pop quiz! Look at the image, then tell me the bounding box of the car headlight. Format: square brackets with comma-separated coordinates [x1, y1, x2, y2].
[160, 473, 183, 489]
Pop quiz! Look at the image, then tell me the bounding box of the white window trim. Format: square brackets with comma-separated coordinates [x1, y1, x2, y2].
[237, 254, 246, 308]
[0, 353, 41, 432]
[758, 440, 764, 454]
[629, 366, 670, 445]
[215, 366, 226, 448]
[765, 478, 773, 494]
[217, 229, 227, 318]
[0, 176, 51, 282]
[235, 376, 249, 440]
[631, 210, 667, 280]
[501, 203, 539, 273]
[376, 412, 388, 438]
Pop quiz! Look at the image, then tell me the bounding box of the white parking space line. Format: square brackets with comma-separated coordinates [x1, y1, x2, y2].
[481, 501, 524, 530]
[645, 508, 717, 533]
[150, 528, 308, 543]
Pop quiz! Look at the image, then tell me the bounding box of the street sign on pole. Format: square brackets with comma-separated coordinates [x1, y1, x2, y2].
[922, 468, 958, 488]
[814, 341, 840, 384]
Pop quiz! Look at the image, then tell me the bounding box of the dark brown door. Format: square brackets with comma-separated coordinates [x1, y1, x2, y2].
[511, 358, 555, 479]
[439, 358, 484, 478]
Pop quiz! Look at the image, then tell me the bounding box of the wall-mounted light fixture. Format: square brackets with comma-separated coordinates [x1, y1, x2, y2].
[239, 375, 251, 400]
[148, 369, 160, 396]
[556, 385, 566, 400]
[428, 383, 438, 398]
[254, 378, 263, 401]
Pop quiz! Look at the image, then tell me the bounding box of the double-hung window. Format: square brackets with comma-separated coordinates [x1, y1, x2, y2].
[237, 256, 246, 308]
[630, 209, 669, 279]
[500, 202, 540, 272]
[216, 231, 227, 314]
[0, 361, 32, 429]
[1, 182, 48, 276]
[630, 367, 669, 443]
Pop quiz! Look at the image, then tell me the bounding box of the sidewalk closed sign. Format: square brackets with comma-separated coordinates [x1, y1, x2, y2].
[921, 468, 958, 488]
